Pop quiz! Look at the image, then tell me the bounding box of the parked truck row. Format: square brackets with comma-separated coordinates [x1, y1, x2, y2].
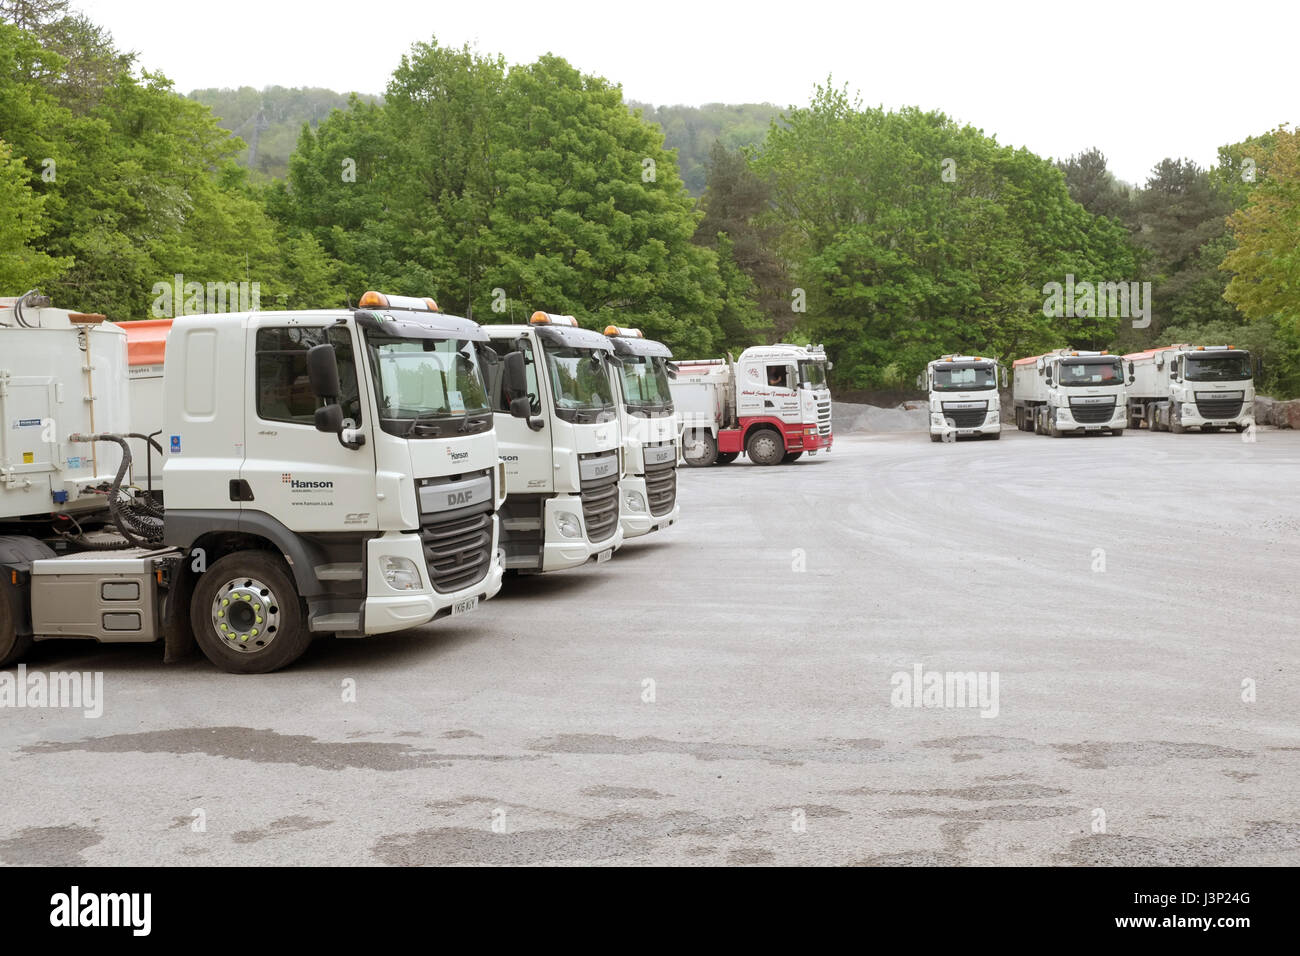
[0, 292, 684, 675]
[924, 343, 1257, 440]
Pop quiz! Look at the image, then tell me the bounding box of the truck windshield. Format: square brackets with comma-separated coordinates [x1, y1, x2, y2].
[366, 334, 491, 437]
[798, 361, 829, 389]
[618, 355, 673, 412]
[932, 365, 995, 390]
[1058, 359, 1123, 386]
[545, 346, 616, 423]
[1184, 353, 1251, 382]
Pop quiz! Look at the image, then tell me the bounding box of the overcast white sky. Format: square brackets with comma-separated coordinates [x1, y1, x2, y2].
[79, 0, 1296, 186]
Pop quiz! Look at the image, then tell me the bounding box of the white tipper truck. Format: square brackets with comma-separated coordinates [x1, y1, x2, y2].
[0, 290, 522, 673]
[603, 326, 680, 538]
[921, 354, 1004, 441]
[485, 312, 624, 572]
[672, 344, 833, 466]
[1122, 344, 1256, 433]
[1011, 348, 1130, 437]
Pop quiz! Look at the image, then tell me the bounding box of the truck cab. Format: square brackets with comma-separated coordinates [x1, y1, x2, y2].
[604, 326, 680, 538]
[486, 313, 624, 572]
[1123, 344, 1256, 433]
[161, 291, 508, 668]
[674, 343, 833, 466]
[0, 291, 511, 674]
[1012, 349, 1129, 437]
[923, 354, 1003, 441]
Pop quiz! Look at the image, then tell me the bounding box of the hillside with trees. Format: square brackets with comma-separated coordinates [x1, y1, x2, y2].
[2, 1, 1297, 395]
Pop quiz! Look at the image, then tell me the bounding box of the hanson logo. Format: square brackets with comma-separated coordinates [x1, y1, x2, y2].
[282, 474, 334, 490]
[445, 448, 470, 462]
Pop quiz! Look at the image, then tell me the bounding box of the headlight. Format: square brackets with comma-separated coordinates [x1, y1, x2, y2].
[624, 490, 647, 513]
[988, 411, 999, 424]
[556, 511, 582, 538]
[931, 413, 944, 425]
[379, 556, 422, 591]
[1183, 404, 1198, 418]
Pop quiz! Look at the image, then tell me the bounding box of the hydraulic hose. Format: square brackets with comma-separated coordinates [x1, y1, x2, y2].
[68, 432, 164, 548]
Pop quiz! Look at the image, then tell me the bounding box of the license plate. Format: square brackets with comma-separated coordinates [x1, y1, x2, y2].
[596, 549, 612, 564]
[1086, 425, 1104, 430]
[1212, 421, 1230, 427]
[451, 596, 478, 616]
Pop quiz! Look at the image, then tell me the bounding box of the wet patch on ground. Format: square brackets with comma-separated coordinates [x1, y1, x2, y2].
[0, 824, 103, 865]
[374, 810, 754, 865]
[232, 815, 334, 844]
[528, 734, 888, 767]
[1060, 821, 1300, 865]
[22, 727, 537, 772]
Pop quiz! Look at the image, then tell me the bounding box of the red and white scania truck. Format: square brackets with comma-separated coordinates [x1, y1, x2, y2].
[671, 344, 833, 466]
[1122, 344, 1256, 433]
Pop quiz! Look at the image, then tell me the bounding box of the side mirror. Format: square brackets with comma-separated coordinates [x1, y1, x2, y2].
[509, 396, 532, 419]
[1000, 368, 1008, 388]
[314, 403, 343, 434]
[503, 350, 527, 395]
[666, 361, 679, 381]
[306, 343, 340, 399]
[915, 373, 924, 389]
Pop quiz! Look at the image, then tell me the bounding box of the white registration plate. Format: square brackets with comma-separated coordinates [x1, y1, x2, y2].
[451, 596, 479, 616]
[596, 549, 613, 564]
[1085, 425, 1104, 430]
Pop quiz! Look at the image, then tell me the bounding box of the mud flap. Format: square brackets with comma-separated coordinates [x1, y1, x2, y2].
[163, 558, 199, 663]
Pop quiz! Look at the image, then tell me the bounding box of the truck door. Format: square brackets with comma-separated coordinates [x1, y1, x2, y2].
[492, 334, 554, 493]
[241, 321, 378, 533]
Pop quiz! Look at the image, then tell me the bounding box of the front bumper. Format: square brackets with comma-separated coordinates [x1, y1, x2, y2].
[540, 495, 625, 572]
[1056, 407, 1126, 433]
[361, 526, 504, 635]
[1181, 404, 1254, 429]
[931, 413, 1000, 438]
[619, 475, 680, 538]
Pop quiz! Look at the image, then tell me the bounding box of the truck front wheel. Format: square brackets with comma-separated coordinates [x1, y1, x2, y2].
[683, 430, 719, 467]
[191, 551, 312, 674]
[715, 452, 739, 465]
[746, 429, 785, 466]
[782, 451, 804, 462]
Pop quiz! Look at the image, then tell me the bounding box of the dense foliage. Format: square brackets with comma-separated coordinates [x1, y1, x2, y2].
[2, 2, 1298, 394]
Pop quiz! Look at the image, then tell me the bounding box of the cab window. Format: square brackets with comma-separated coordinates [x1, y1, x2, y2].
[766, 364, 791, 389]
[255, 326, 362, 426]
[494, 338, 542, 415]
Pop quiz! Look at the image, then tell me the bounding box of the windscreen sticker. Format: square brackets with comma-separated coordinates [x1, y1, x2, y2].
[448, 390, 465, 413]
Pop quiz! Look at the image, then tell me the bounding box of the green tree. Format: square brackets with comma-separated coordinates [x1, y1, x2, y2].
[753, 83, 1136, 387]
[694, 141, 785, 346]
[0, 139, 69, 288]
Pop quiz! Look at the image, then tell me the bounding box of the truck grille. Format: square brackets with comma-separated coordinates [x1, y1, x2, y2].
[420, 509, 492, 593]
[580, 474, 619, 542]
[1069, 403, 1114, 424]
[1066, 398, 1118, 424]
[643, 459, 676, 517]
[1195, 398, 1243, 420]
[817, 400, 832, 436]
[942, 402, 987, 428]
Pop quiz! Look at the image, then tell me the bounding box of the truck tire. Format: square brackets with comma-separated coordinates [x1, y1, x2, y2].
[1110, 428, 1124, 437]
[715, 452, 739, 465]
[988, 429, 1001, 440]
[0, 577, 32, 668]
[782, 451, 804, 463]
[746, 428, 785, 466]
[1048, 412, 1062, 438]
[190, 550, 312, 674]
[1034, 409, 1045, 435]
[683, 430, 719, 467]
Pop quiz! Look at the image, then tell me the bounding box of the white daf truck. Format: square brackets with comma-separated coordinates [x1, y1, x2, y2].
[921, 354, 1004, 441]
[0, 290, 524, 673]
[672, 344, 833, 466]
[485, 312, 624, 571]
[1122, 344, 1256, 433]
[603, 326, 680, 538]
[1011, 348, 1130, 437]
